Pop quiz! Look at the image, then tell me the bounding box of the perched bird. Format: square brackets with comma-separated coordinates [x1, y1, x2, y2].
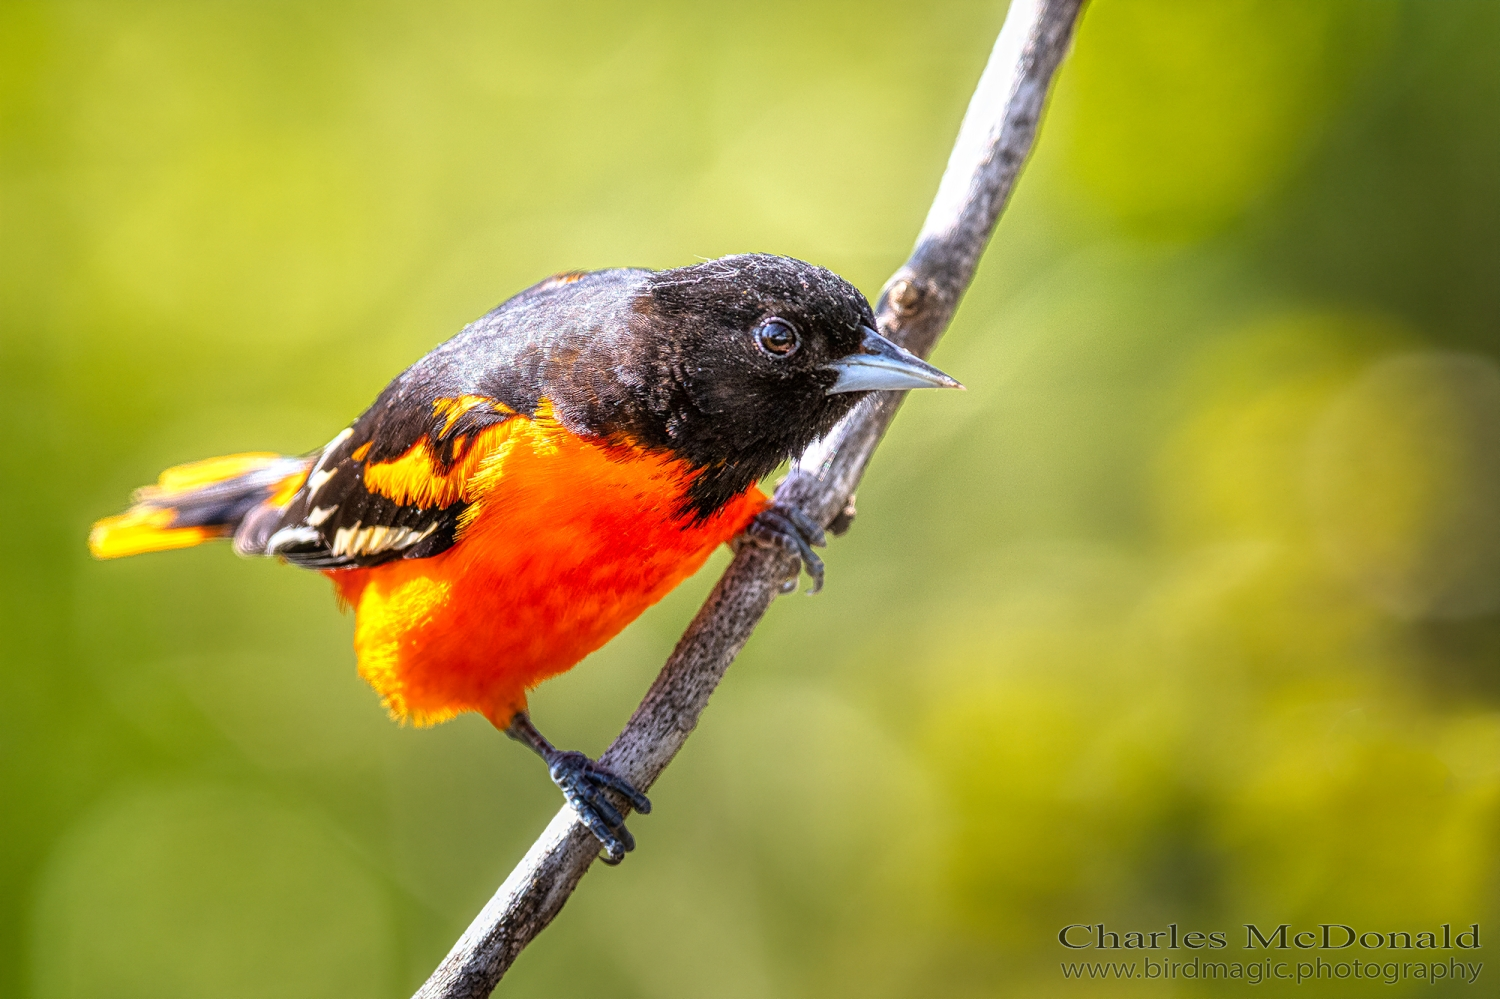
[90, 253, 960, 861]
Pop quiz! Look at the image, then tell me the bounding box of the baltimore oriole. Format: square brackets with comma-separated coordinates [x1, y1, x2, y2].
[90, 253, 960, 861]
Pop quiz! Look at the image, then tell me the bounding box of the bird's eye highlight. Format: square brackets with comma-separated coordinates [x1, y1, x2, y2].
[755, 319, 800, 358]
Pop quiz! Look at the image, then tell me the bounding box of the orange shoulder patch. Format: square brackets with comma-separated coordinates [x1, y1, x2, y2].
[361, 398, 519, 510]
[430, 394, 503, 435]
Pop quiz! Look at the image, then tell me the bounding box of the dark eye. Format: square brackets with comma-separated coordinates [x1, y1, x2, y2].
[755, 318, 800, 358]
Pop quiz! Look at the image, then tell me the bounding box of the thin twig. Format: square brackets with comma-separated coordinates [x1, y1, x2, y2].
[414, 2, 1086, 995]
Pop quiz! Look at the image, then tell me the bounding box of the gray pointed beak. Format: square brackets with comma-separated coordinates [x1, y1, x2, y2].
[824, 326, 963, 395]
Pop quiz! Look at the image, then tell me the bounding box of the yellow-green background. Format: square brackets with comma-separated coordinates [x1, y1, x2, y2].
[3, 1, 1497, 996]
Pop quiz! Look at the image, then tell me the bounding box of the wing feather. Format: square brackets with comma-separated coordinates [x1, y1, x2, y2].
[239, 393, 516, 568]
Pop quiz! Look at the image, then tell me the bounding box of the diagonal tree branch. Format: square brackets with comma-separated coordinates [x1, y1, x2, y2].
[414, 2, 1086, 995]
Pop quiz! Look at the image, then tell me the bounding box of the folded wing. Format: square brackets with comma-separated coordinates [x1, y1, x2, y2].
[241, 393, 518, 569]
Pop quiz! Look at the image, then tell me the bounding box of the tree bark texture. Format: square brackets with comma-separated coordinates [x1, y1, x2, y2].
[415, 2, 1087, 995]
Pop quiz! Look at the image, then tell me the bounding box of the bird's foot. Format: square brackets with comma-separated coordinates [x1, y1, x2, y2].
[505, 712, 651, 865]
[745, 502, 828, 594]
[546, 750, 652, 864]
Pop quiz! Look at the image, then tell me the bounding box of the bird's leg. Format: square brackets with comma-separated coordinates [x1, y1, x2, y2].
[504, 711, 651, 865]
[745, 502, 828, 594]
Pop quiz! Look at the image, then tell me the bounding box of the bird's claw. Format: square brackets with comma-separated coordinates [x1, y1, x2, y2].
[504, 712, 652, 864]
[546, 750, 652, 865]
[746, 502, 828, 594]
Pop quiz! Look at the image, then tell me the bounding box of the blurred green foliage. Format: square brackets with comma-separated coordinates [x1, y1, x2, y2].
[3, 1, 1498, 996]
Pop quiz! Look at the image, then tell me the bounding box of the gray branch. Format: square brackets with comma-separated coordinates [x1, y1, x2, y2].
[414, 2, 1087, 995]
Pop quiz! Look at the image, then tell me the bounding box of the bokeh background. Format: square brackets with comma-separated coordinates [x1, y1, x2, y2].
[3, 1, 1498, 996]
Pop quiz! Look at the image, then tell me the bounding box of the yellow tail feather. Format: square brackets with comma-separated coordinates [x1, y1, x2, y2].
[148, 452, 286, 497]
[89, 508, 221, 559]
[90, 452, 307, 560]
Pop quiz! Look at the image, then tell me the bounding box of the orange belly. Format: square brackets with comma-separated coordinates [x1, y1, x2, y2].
[326, 415, 765, 727]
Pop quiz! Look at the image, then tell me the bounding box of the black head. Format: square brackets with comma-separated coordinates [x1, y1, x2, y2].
[601, 254, 959, 519]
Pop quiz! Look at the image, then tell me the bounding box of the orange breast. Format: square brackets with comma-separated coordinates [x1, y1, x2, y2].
[326, 404, 765, 727]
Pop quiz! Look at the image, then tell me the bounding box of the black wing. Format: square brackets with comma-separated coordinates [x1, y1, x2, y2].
[236, 391, 515, 569]
[233, 266, 651, 569]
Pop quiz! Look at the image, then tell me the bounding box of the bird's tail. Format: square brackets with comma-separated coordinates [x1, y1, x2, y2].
[89, 452, 311, 559]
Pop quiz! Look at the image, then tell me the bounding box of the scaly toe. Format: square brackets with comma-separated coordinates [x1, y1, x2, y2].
[546, 751, 650, 861]
[747, 504, 828, 593]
